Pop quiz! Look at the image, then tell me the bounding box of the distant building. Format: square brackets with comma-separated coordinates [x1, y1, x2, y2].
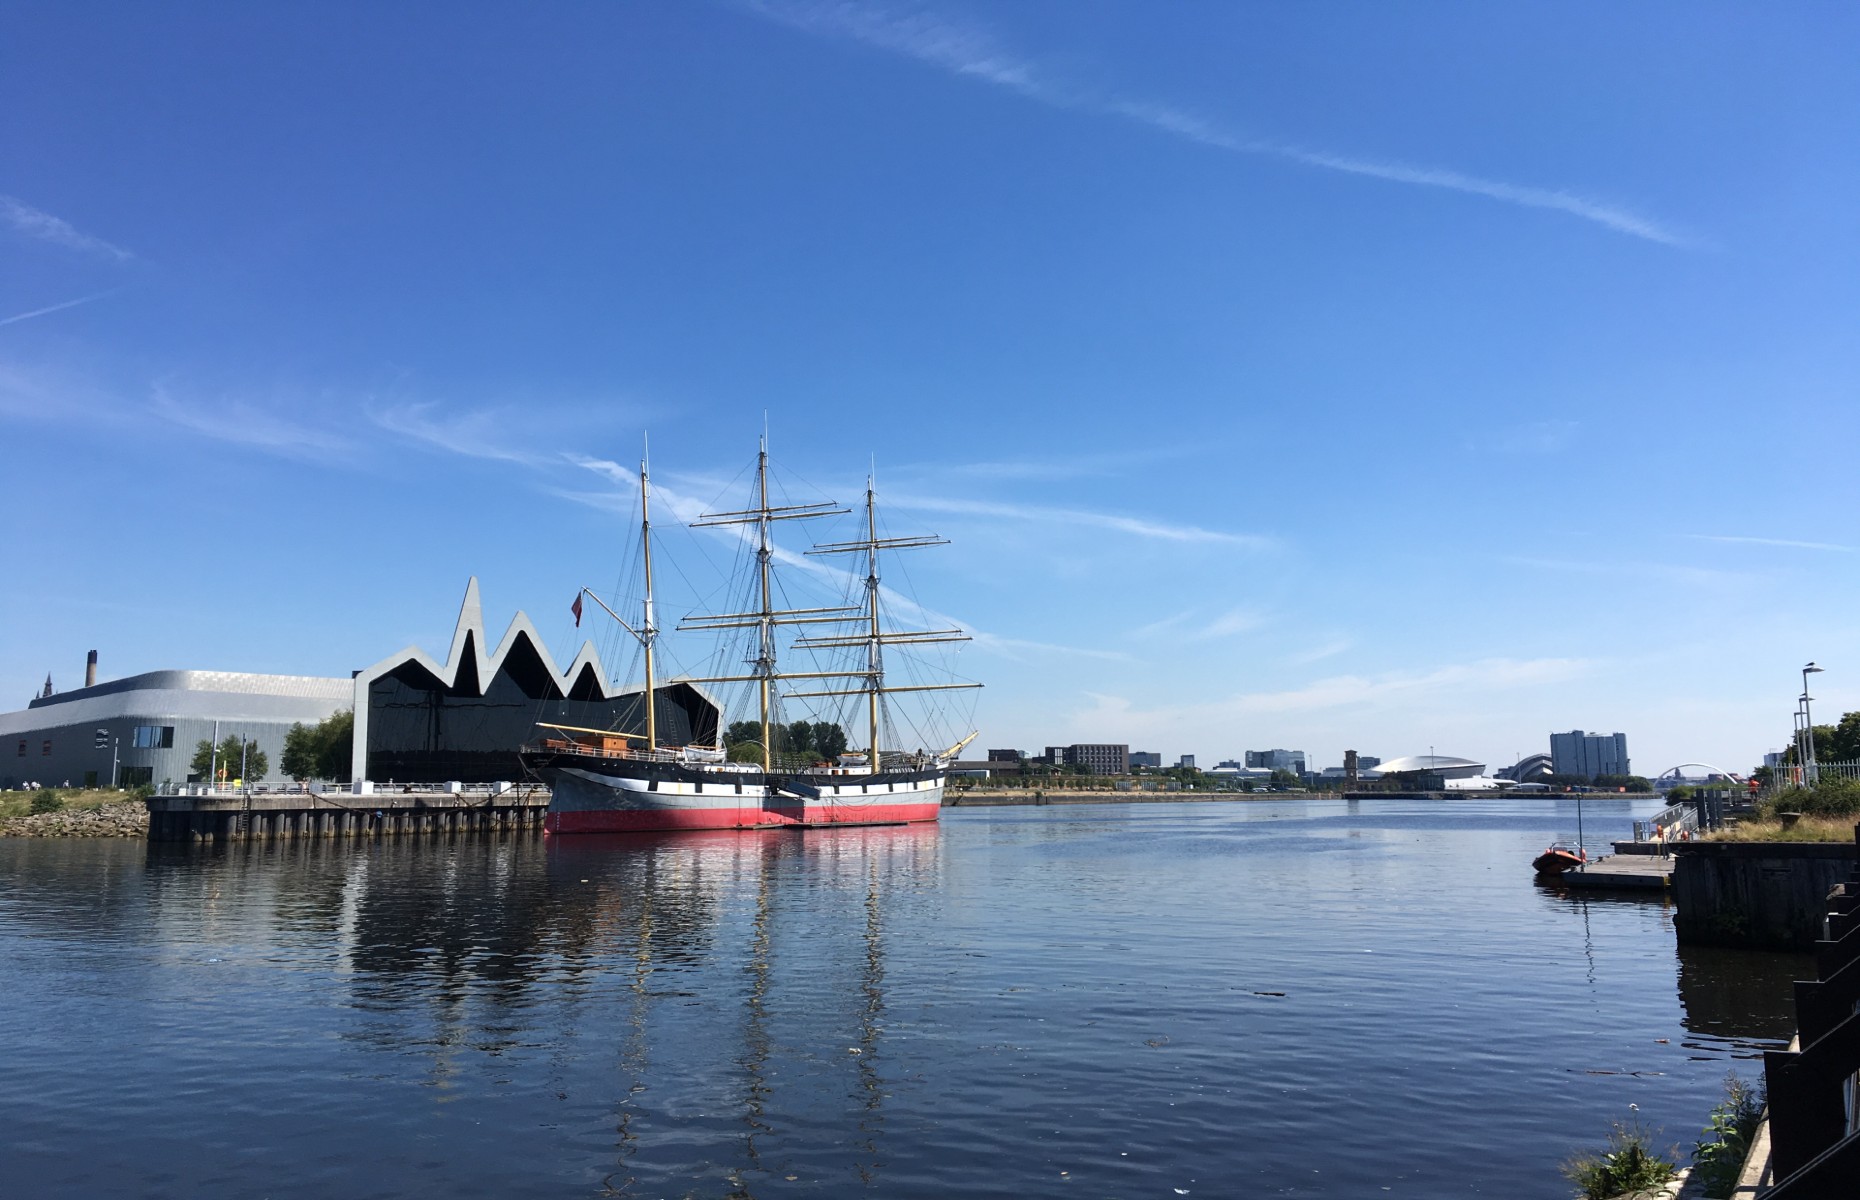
[1549, 730, 1630, 779]
[1245, 749, 1306, 773]
[1042, 746, 1068, 766]
[1, 659, 350, 789]
[1357, 756, 1381, 770]
[1375, 754, 1486, 781]
[1064, 744, 1130, 776]
[1177, 754, 1195, 769]
[1496, 753, 1552, 782]
[1129, 751, 1162, 769]
[987, 748, 1024, 764]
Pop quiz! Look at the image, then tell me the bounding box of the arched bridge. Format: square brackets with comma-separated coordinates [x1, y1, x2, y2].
[1655, 763, 1745, 785]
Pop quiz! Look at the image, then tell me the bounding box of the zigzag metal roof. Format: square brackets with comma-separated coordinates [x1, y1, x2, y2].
[351, 576, 718, 708]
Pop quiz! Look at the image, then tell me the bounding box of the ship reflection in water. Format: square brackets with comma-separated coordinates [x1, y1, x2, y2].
[0, 799, 1815, 1198]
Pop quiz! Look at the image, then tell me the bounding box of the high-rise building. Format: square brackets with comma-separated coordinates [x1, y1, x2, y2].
[1549, 730, 1630, 779]
[1177, 754, 1195, 769]
[1129, 751, 1162, 769]
[1245, 749, 1307, 773]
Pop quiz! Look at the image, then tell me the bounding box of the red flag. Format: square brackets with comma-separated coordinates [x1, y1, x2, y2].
[571, 593, 583, 627]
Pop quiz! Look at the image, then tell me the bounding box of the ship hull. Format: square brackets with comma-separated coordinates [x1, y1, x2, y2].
[527, 749, 944, 834]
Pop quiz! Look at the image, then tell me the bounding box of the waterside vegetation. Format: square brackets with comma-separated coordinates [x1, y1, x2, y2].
[1, 786, 146, 821]
[1705, 775, 1860, 841]
[1689, 1075, 1764, 1199]
[1561, 1122, 1679, 1200]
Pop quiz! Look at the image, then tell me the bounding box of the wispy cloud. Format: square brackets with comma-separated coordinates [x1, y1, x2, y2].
[0, 195, 135, 262]
[0, 288, 125, 329]
[562, 454, 1126, 666]
[1286, 637, 1353, 665]
[889, 492, 1270, 548]
[1688, 534, 1854, 553]
[150, 385, 352, 460]
[1501, 555, 1749, 589]
[1079, 656, 1593, 730]
[369, 402, 554, 467]
[1135, 606, 1266, 641]
[748, 2, 1688, 246]
[968, 631, 1131, 664]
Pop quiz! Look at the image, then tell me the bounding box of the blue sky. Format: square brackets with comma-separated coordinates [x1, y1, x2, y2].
[4, 2, 1857, 775]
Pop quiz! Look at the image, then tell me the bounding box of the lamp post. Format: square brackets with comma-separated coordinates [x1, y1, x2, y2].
[1792, 704, 1807, 786]
[1803, 662, 1824, 786]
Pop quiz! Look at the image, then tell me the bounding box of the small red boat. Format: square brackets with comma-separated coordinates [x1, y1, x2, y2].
[1532, 841, 1587, 876]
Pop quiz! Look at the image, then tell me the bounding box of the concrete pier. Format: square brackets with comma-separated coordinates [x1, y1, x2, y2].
[144, 788, 551, 843]
[1554, 853, 1674, 890]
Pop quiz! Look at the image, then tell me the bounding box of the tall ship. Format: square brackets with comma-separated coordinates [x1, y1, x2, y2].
[522, 440, 979, 833]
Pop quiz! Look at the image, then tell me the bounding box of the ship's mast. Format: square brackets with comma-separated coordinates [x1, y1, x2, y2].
[756, 440, 774, 771]
[863, 480, 881, 773]
[794, 475, 978, 769]
[685, 442, 853, 772]
[683, 445, 982, 773]
[640, 457, 658, 753]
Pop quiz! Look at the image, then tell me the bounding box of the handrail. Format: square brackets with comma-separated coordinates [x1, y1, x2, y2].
[1760, 823, 1860, 1189]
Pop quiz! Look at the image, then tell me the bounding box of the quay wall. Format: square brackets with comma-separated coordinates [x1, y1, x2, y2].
[1672, 841, 1858, 949]
[145, 791, 550, 842]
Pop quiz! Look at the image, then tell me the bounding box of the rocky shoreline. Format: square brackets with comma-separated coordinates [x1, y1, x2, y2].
[0, 801, 147, 838]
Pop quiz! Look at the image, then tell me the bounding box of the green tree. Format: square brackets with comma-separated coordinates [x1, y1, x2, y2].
[811, 723, 848, 760]
[189, 735, 268, 783]
[282, 710, 354, 781]
[721, 719, 849, 765]
[1778, 713, 1860, 766]
[1826, 711, 1860, 762]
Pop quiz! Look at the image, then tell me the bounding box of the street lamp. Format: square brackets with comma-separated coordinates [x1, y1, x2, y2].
[1803, 662, 1825, 785]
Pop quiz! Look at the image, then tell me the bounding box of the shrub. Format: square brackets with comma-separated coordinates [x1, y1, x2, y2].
[30, 789, 64, 814]
[1692, 1074, 1764, 1198]
[1562, 1122, 1678, 1200]
[1762, 776, 1860, 819]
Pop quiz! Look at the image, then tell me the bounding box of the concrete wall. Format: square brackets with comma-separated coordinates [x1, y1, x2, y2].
[1672, 840, 1858, 949]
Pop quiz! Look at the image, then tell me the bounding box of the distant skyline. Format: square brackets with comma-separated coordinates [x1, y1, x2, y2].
[5, 3, 1858, 775]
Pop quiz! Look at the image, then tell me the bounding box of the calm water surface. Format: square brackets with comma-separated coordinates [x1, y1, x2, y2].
[0, 798, 1805, 1198]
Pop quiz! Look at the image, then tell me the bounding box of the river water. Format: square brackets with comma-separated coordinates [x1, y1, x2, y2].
[0, 798, 1804, 1198]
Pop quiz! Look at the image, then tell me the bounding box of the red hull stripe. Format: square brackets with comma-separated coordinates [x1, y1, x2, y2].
[545, 801, 941, 834]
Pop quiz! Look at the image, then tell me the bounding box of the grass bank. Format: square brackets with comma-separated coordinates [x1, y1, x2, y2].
[0, 787, 137, 820]
[1703, 815, 1857, 843]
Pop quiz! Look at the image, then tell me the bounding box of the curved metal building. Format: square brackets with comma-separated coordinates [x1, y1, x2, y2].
[1, 669, 350, 790]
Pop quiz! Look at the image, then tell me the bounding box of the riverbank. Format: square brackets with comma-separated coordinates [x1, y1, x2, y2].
[0, 800, 146, 838]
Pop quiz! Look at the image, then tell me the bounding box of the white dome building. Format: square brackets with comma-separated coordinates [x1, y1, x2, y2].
[1373, 754, 1486, 780]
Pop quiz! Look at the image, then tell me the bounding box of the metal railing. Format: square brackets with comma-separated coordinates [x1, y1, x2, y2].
[158, 781, 527, 798]
[1762, 822, 1860, 1195]
[1769, 758, 1860, 790]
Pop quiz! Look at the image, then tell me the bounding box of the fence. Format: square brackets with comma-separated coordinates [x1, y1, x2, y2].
[1768, 759, 1860, 792]
[158, 781, 527, 799]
